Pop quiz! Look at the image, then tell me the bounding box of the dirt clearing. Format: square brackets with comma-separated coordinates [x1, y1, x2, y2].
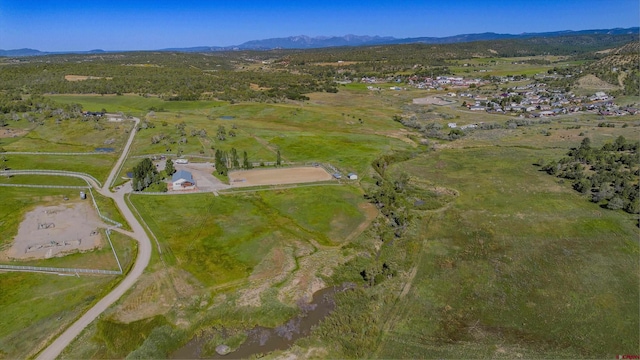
[1, 201, 106, 260]
[64, 75, 112, 81]
[0, 128, 27, 138]
[412, 96, 455, 105]
[228, 167, 333, 187]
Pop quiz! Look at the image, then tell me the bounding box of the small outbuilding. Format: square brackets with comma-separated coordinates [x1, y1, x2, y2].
[347, 173, 358, 180]
[172, 170, 196, 191]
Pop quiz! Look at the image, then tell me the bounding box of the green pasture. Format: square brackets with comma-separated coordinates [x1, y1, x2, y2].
[92, 190, 131, 230]
[376, 146, 639, 357]
[2, 154, 116, 183]
[0, 272, 115, 359]
[0, 174, 87, 186]
[47, 94, 225, 115]
[129, 185, 369, 287]
[2, 116, 132, 153]
[256, 185, 366, 243]
[122, 99, 412, 174]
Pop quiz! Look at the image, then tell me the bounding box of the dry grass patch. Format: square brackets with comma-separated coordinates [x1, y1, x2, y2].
[64, 75, 112, 81]
[0, 128, 27, 138]
[576, 74, 620, 90]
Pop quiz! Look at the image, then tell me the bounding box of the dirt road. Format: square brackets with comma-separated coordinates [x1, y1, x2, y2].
[36, 117, 154, 360]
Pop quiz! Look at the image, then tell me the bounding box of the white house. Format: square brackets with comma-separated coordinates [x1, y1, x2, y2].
[172, 170, 196, 191]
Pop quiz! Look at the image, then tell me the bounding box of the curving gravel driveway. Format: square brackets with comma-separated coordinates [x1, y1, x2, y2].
[36, 117, 154, 360]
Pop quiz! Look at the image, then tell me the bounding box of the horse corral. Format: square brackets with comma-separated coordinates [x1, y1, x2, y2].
[228, 166, 333, 187]
[1, 201, 106, 260]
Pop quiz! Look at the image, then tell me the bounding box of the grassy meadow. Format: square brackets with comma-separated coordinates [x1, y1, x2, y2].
[372, 145, 639, 357]
[129, 185, 369, 287]
[54, 185, 375, 358]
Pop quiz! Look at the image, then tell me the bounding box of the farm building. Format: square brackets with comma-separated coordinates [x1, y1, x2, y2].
[175, 158, 189, 164]
[347, 173, 358, 180]
[172, 170, 196, 191]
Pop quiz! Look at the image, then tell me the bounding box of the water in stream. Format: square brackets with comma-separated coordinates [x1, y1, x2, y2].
[172, 284, 353, 359]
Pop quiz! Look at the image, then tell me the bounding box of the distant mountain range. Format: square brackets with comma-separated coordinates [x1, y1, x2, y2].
[1, 27, 638, 56]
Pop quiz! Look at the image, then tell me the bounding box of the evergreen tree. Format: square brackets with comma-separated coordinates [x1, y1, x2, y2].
[165, 158, 175, 176]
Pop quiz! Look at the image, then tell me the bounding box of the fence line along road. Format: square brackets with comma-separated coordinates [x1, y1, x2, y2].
[1, 151, 114, 155]
[0, 264, 121, 275]
[0, 183, 89, 189]
[1, 169, 103, 188]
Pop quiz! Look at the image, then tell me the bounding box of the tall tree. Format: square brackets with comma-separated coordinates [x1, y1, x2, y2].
[165, 158, 175, 175]
[243, 151, 252, 170]
[231, 148, 240, 169]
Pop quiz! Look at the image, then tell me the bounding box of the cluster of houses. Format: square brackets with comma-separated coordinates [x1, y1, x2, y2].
[82, 111, 105, 117]
[453, 84, 636, 118]
[407, 75, 486, 90]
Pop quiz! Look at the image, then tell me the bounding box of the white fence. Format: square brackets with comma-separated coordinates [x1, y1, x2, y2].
[2, 151, 112, 155]
[0, 170, 122, 228]
[0, 183, 89, 189]
[0, 264, 122, 275]
[1, 169, 103, 188]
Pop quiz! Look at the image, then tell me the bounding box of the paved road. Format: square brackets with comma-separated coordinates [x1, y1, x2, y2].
[36, 117, 154, 360]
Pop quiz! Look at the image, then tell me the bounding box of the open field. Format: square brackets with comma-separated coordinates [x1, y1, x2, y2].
[48, 94, 225, 115]
[1, 116, 132, 153]
[2, 154, 117, 183]
[49, 184, 378, 358]
[0, 272, 116, 359]
[129, 185, 370, 287]
[228, 166, 333, 187]
[372, 146, 639, 358]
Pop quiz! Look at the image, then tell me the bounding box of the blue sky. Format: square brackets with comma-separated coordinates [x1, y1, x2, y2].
[0, 0, 638, 51]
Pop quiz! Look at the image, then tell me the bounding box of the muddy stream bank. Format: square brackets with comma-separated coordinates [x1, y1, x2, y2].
[172, 284, 353, 359]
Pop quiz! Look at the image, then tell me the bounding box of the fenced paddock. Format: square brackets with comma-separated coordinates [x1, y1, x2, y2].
[228, 166, 333, 187]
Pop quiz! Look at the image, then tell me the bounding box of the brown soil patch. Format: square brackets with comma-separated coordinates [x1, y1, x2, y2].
[277, 248, 347, 306]
[249, 83, 270, 90]
[111, 268, 179, 322]
[412, 96, 455, 106]
[2, 201, 105, 260]
[64, 75, 112, 81]
[313, 61, 360, 66]
[237, 247, 296, 307]
[0, 128, 27, 138]
[228, 167, 333, 187]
